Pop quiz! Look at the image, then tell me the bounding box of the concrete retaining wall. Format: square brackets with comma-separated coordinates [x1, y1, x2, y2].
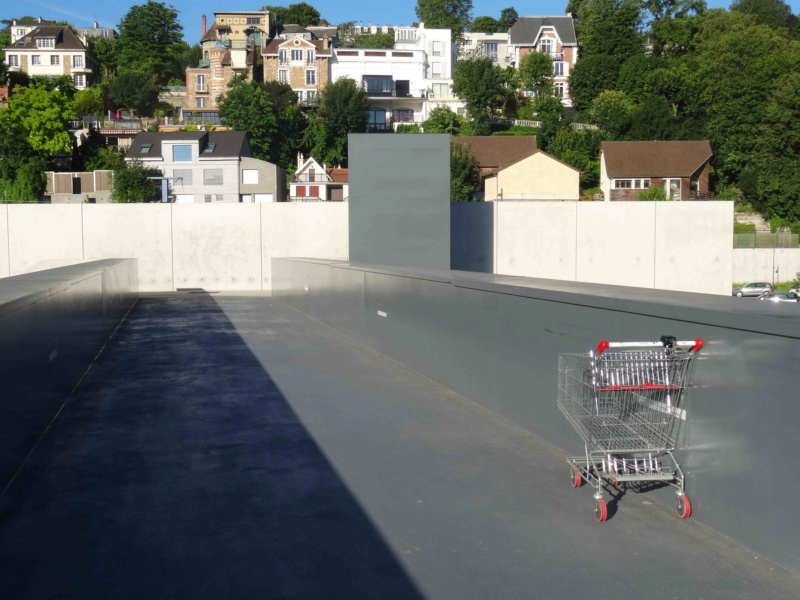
[0, 259, 138, 489]
[451, 201, 734, 295]
[733, 248, 800, 284]
[273, 257, 800, 574]
[0, 204, 349, 292]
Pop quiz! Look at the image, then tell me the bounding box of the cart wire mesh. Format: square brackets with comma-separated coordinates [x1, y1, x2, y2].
[558, 349, 696, 454]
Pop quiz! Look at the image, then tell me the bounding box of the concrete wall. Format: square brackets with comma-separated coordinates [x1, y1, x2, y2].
[485, 152, 580, 201]
[0, 259, 138, 489]
[452, 201, 733, 295]
[733, 248, 800, 284]
[273, 257, 800, 574]
[0, 204, 348, 292]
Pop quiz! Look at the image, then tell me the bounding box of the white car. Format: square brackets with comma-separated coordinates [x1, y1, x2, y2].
[758, 291, 800, 303]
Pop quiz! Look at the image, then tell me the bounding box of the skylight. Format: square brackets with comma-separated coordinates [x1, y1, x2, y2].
[140, 144, 152, 154]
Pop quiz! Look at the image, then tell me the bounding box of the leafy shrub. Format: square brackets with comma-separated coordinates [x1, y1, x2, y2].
[637, 186, 668, 200]
[396, 124, 421, 133]
[733, 222, 756, 234]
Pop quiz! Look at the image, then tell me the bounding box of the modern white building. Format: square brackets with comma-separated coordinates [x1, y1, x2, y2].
[330, 22, 463, 130]
[126, 131, 286, 203]
[460, 32, 512, 67]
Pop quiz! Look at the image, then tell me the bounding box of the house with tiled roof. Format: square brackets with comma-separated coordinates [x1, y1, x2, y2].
[126, 131, 286, 203]
[185, 11, 270, 124]
[4, 24, 98, 88]
[460, 136, 580, 201]
[289, 155, 348, 201]
[508, 16, 578, 106]
[263, 33, 333, 106]
[599, 141, 714, 201]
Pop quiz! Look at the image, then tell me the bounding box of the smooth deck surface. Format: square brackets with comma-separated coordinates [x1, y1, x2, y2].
[0, 293, 797, 599]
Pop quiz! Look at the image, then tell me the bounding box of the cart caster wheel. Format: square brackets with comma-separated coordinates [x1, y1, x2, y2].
[676, 494, 692, 519]
[609, 464, 619, 487]
[571, 470, 582, 488]
[594, 497, 608, 522]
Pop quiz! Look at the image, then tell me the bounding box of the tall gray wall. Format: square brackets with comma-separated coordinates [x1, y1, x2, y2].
[348, 134, 450, 270]
[273, 257, 800, 574]
[0, 259, 138, 489]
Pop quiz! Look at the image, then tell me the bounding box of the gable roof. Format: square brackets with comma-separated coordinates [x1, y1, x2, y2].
[458, 136, 538, 170]
[508, 16, 577, 46]
[8, 26, 88, 51]
[127, 131, 251, 160]
[600, 141, 713, 178]
[263, 36, 332, 55]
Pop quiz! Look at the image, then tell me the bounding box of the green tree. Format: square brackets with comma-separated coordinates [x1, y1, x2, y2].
[263, 3, 326, 26]
[422, 105, 464, 133]
[731, 0, 792, 29]
[109, 71, 160, 117]
[590, 90, 632, 139]
[577, 0, 645, 59]
[518, 50, 555, 97]
[416, 0, 474, 43]
[218, 78, 279, 163]
[453, 57, 501, 123]
[115, 1, 186, 86]
[3, 83, 75, 156]
[567, 54, 621, 112]
[637, 186, 669, 200]
[450, 139, 481, 202]
[352, 31, 395, 48]
[471, 16, 500, 33]
[498, 7, 519, 30]
[616, 54, 665, 100]
[530, 96, 566, 148]
[72, 86, 105, 116]
[0, 136, 47, 203]
[88, 36, 118, 81]
[628, 94, 674, 139]
[548, 126, 605, 188]
[303, 77, 368, 166]
[111, 161, 164, 203]
[493, 65, 520, 117]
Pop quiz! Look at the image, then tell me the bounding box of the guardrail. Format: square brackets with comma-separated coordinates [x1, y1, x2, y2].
[734, 233, 800, 248]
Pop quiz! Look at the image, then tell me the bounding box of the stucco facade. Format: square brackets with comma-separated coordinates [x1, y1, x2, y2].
[484, 151, 580, 201]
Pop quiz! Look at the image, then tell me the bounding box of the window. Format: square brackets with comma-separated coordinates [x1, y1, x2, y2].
[83, 30, 88, 37]
[73, 74, 85, 87]
[278, 70, 288, 83]
[553, 62, 565, 76]
[216, 194, 224, 201]
[308, 169, 315, 182]
[555, 82, 565, 97]
[173, 169, 192, 185]
[73, 55, 83, 68]
[432, 83, 448, 98]
[540, 38, 552, 55]
[484, 42, 498, 60]
[196, 74, 206, 91]
[296, 185, 306, 197]
[367, 108, 387, 131]
[102, 30, 109, 38]
[140, 143, 153, 154]
[173, 145, 192, 162]
[291, 49, 302, 61]
[643, 180, 650, 188]
[197, 97, 206, 108]
[242, 170, 258, 184]
[204, 194, 212, 202]
[393, 109, 414, 123]
[363, 75, 394, 96]
[16, 29, 24, 37]
[36, 38, 55, 48]
[7, 55, 18, 67]
[202, 143, 216, 154]
[634, 180, 641, 189]
[306, 50, 315, 65]
[51, 55, 60, 65]
[306, 90, 316, 103]
[432, 41, 442, 56]
[279, 49, 288, 65]
[615, 180, 632, 188]
[306, 69, 316, 85]
[431, 62, 442, 78]
[204, 169, 223, 185]
[464, 39, 472, 46]
[247, 17, 260, 24]
[32, 55, 41, 65]
[296, 90, 304, 102]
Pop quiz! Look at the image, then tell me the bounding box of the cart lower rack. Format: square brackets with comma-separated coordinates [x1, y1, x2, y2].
[557, 336, 702, 522]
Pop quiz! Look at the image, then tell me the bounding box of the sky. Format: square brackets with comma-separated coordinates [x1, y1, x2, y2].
[2, 0, 799, 45]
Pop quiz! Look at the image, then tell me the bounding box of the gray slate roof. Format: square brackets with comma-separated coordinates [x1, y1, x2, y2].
[127, 131, 252, 160]
[7, 26, 87, 51]
[508, 16, 577, 46]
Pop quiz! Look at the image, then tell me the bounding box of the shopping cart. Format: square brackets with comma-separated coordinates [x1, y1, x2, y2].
[557, 336, 702, 522]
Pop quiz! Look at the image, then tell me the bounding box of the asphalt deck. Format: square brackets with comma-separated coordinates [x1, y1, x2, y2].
[0, 293, 797, 599]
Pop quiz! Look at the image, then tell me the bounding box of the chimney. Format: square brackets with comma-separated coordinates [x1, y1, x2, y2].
[38, 16, 43, 23]
[323, 34, 329, 50]
[202, 14, 207, 36]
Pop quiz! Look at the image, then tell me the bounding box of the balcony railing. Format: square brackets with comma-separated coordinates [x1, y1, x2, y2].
[198, 59, 210, 67]
[540, 51, 563, 60]
[196, 85, 208, 93]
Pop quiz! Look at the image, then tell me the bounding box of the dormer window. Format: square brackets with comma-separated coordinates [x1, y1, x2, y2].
[539, 38, 553, 55]
[36, 37, 55, 48]
[202, 143, 217, 154]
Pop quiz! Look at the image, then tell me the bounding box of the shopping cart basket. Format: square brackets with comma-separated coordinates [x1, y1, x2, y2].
[557, 336, 702, 522]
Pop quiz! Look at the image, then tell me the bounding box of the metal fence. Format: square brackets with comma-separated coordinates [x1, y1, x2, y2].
[733, 233, 800, 248]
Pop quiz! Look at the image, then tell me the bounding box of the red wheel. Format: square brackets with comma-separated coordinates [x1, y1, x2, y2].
[571, 470, 582, 488]
[594, 497, 608, 522]
[676, 494, 692, 519]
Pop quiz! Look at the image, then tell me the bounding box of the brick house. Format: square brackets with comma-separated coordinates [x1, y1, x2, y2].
[263, 31, 333, 106]
[185, 11, 269, 124]
[599, 141, 713, 201]
[508, 16, 578, 107]
[4, 25, 98, 89]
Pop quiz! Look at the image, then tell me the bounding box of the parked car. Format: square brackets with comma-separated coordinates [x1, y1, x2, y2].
[758, 291, 800, 303]
[732, 282, 774, 297]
